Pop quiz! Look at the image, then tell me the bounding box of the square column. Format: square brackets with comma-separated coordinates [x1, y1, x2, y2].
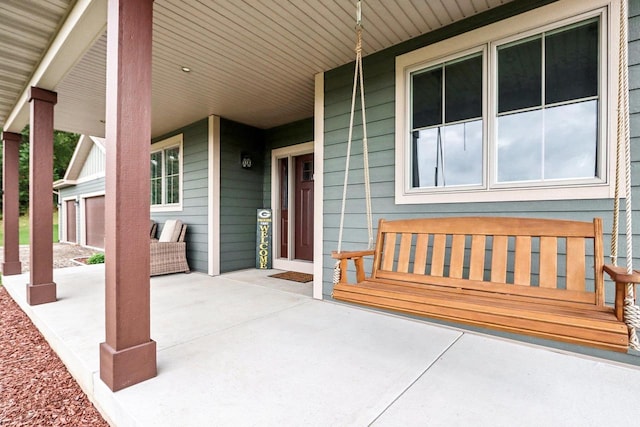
[27, 87, 57, 305]
[1, 131, 23, 275]
[99, 0, 156, 391]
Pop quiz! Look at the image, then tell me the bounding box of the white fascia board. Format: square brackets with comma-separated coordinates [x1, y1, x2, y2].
[62, 134, 90, 181]
[4, 0, 107, 133]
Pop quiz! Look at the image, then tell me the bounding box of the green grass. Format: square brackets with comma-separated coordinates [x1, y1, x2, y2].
[0, 211, 59, 246]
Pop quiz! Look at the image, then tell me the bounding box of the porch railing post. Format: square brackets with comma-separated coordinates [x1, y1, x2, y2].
[27, 87, 57, 305]
[99, 0, 157, 391]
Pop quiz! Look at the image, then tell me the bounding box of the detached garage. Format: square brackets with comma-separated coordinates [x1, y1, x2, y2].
[54, 135, 106, 249]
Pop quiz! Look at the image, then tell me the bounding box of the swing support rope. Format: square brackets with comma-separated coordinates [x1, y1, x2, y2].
[611, 0, 640, 350]
[334, 0, 374, 285]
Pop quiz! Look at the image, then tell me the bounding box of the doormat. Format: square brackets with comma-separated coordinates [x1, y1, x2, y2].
[269, 271, 313, 283]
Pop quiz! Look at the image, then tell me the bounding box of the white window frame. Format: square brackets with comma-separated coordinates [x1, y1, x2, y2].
[150, 133, 183, 212]
[395, 0, 622, 204]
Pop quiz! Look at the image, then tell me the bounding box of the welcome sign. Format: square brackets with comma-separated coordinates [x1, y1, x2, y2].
[256, 209, 272, 269]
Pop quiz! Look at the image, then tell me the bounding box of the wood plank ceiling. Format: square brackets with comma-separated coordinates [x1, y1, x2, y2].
[5, 0, 513, 138]
[0, 0, 73, 129]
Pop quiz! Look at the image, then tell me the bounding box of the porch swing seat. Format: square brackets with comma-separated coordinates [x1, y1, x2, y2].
[332, 216, 637, 352]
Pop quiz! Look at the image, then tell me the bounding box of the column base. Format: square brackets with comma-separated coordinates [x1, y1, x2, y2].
[1, 261, 22, 276]
[100, 340, 157, 391]
[26, 282, 57, 305]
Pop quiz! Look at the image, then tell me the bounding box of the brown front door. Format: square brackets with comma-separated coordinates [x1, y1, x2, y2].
[65, 200, 77, 243]
[294, 154, 313, 261]
[85, 195, 105, 248]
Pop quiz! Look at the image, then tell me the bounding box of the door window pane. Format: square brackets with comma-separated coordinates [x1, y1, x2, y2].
[498, 38, 542, 113]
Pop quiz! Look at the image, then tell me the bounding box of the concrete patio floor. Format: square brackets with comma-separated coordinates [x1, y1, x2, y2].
[3, 265, 640, 426]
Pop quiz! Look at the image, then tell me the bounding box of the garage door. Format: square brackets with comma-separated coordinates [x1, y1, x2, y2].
[85, 195, 105, 248]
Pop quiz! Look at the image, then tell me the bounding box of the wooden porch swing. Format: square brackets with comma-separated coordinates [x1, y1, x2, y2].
[331, 1, 640, 353]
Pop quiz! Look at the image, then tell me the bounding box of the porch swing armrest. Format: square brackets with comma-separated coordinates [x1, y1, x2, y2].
[332, 250, 375, 284]
[604, 265, 640, 322]
[331, 250, 375, 259]
[603, 264, 640, 284]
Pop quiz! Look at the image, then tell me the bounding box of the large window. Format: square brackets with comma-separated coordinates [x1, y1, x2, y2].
[396, 0, 617, 204]
[151, 134, 183, 211]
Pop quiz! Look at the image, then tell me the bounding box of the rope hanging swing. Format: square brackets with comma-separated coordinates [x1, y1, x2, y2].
[333, 0, 640, 353]
[612, 0, 640, 351]
[334, 0, 374, 285]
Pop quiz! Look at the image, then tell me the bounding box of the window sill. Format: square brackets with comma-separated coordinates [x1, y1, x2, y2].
[151, 204, 183, 213]
[395, 183, 615, 205]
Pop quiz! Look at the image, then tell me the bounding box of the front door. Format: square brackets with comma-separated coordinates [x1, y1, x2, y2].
[294, 154, 313, 261]
[272, 143, 315, 273]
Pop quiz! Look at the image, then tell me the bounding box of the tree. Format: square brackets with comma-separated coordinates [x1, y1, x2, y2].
[0, 126, 80, 214]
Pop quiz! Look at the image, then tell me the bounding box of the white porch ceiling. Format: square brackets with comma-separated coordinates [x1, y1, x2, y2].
[2, 0, 513, 138]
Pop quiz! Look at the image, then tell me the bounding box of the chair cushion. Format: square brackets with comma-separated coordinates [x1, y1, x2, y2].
[158, 219, 183, 242]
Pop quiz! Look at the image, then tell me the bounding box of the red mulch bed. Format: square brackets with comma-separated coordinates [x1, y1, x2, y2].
[0, 286, 109, 426]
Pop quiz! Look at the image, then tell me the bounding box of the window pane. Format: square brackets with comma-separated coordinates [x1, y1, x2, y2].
[445, 55, 483, 123]
[412, 67, 442, 129]
[151, 178, 162, 205]
[150, 151, 162, 205]
[412, 119, 482, 188]
[165, 147, 180, 176]
[166, 175, 179, 204]
[150, 152, 161, 179]
[498, 38, 542, 113]
[544, 100, 597, 179]
[545, 21, 598, 104]
[497, 109, 543, 182]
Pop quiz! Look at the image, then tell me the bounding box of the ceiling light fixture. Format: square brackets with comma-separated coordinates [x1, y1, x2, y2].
[181, 66, 191, 73]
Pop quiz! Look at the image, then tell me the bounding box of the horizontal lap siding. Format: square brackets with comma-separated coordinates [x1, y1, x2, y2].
[152, 119, 209, 273]
[322, 0, 640, 302]
[59, 177, 105, 200]
[263, 118, 314, 207]
[219, 119, 265, 273]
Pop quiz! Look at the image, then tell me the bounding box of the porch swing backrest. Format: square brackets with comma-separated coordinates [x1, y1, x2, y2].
[332, 216, 631, 352]
[372, 216, 603, 306]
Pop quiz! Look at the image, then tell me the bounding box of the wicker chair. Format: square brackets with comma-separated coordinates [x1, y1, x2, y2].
[150, 220, 190, 276]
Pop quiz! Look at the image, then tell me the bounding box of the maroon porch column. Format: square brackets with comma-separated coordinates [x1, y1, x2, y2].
[1, 132, 23, 275]
[27, 87, 57, 305]
[99, 0, 156, 391]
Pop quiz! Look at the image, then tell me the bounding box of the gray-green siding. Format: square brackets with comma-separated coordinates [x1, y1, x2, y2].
[59, 177, 105, 201]
[322, 0, 640, 312]
[152, 119, 209, 273]
[219, 119, 266, 273]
